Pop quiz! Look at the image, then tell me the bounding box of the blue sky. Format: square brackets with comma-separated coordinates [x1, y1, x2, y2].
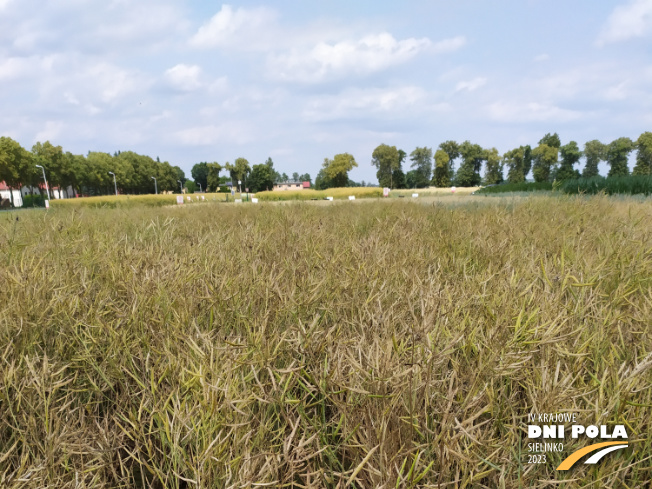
[1, 0, 651, 182]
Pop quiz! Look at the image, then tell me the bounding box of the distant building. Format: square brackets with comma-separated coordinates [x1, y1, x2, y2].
[273, 181, 311, 191]
[0, 181, 73, 207]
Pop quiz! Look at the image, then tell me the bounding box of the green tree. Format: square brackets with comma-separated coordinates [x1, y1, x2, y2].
[184, 180, 196, 193]
[85, 152, 114, 194]
[323, 153, 358, 187]
[206, 162, 223, 191]
[606, 137, 634, 177]
[280, 172, 289, 183]
[409, 147, 433, 188]
[292, 172, 300, 182]
[432, 149, 451, 187]
[504, 147, 525, 183]
[523, 145, 533, 180]
[405, 170, 419, 189]
[0, 137, 32, 205]
[633, 132, 652, 175]
[299, 173, 312, 184]
[484, 148, 503, 184]
[225, 158, 251, 185]
[557, 141, 582, 181]
[61, 151, 85, 196]
[314, 168, 331, 190]
[532, 144, 558, 182]
[455, 141, 485, 187]
[265, 157, 281, 182]
[438, 141, 460, 177]
[157, 161, 181, 193]
[583, 140, 605, 178]
[371, 144, 400, 188]
[173, 166, 186, 190]
[248, 163, 274, 192]
[539, 133, 561, 149]
[392, 167, 407, 189]
[191, 162, 210, 192]
[112, 151, 137, 193]
[31, 141, 64, 194]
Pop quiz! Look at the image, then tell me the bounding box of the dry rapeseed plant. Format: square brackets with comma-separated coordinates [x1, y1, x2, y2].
[0, 194, 651, 488]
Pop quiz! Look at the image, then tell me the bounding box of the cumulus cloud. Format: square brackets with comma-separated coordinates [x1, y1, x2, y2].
[84, 62, 148, 103]
[164, 64, 203, 92]
[430, 36, 467, 54]
[455, 77, 487, 92]
[34, 120, 64, 143]
[189, 4, 277, 49]
[302, 86, 428, 121]
[268, 33, 454, 83]
[0, 55, 55, 82]
[597, 0, 652, 44]
[603, 81, 630, 101]
[487, 101, 584, 123]
[176, 122, 254, 145]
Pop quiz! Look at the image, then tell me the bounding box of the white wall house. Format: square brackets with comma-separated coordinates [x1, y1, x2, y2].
[0, 182, 74, 207]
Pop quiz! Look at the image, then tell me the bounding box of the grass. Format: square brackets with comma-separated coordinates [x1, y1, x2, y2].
[561, 175, 652, 196]
[255, 187, 383, 201]
[391, 187, 478, 197]
[1, 194, 651, 487]
[49, 193, 229, 209]
[255, 187, 478, 202]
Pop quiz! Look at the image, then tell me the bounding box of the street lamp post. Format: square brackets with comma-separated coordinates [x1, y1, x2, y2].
[151, 176, 157, 194]
[108, 172, 117, 196]
[35, 164, 50, 201]
[178, 180, 183, 193]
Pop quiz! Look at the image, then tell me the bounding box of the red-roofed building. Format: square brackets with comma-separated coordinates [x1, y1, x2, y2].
[1, 181, 74, 207]
[273, 181, 311, 191]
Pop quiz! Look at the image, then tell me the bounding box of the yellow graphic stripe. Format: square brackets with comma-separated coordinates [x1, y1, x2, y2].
[557, 442, 628, 471]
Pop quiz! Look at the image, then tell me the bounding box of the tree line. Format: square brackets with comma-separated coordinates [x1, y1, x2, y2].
[370, 132, 652, 189]
[0, 137, 185, 204]
[190, 158, 313, 194]
[191, 155, 373, 193]
[3, 132, 651, 205]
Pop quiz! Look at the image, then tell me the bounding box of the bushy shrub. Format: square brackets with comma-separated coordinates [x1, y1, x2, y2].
[561, 175, 652, 195]
[22, 194, 46, 207]
[475, 182, 553, 194]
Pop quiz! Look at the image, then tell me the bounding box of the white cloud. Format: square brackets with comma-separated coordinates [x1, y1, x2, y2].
[94, 2, 188, 48]
[85, 62, 146, 103]
[0, 55, 55, 82]
[164, 64, 203, 92]
[303, 86, 427, 122]
[0, 0, 12, 10]
[268, 33, 442, 83]
[534, 53, 550, 62]
[208, 76, 229, 94]
[34, 120, 64, 142]
[189, 4, 277, 49]
[487, 101, 584, 123]
[455, 77, 487, 92]
[32, 56, 152, 110]
[176, 122, 254, 145]
[430, 36, 467, 54]
[603, 81, 630, 101]
[598, 0, 652, 44]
